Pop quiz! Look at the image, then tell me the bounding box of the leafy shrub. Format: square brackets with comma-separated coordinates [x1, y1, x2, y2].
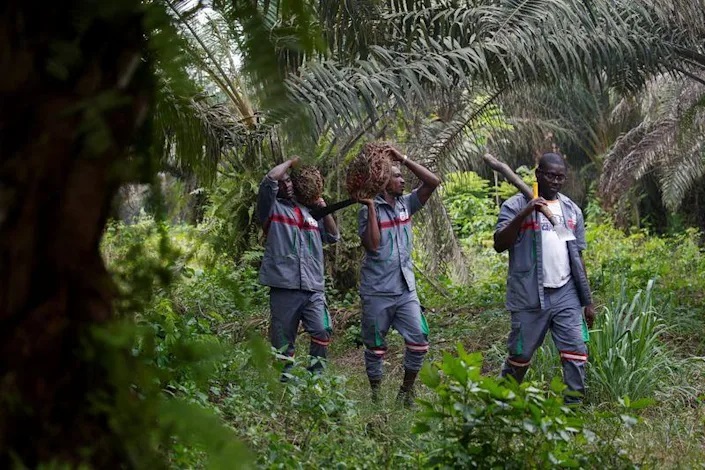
[97, 216, 256, 468]
[170, 251, 269, 341]
[585, 224, 705, 313]
[494, 164, 535, 201]
[440, 171, 498, 241]
[414, 345, 637, 469]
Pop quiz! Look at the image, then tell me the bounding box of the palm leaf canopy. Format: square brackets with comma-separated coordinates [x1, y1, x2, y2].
[600, 76, 705, 211]
[287, 0, 705, 137]
[146, 0, 326, 184]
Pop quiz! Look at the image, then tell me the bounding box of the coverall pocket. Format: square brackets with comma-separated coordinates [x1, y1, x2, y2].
[323, 303, 333, 334]
[420, 312, 430, 337]
[508, 321, 524, 356]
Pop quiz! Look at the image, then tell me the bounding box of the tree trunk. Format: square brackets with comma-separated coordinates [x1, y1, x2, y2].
[0, 1, 152, 466]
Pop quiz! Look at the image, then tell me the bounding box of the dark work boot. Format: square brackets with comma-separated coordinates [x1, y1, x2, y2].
[307, 356, 326, 376]
[369, 377, 382, 403]
[396, 369, 418, 409]
[279, 361, 294, 383]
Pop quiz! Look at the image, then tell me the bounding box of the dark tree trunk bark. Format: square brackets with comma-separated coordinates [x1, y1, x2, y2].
[0, 1, 152, 467]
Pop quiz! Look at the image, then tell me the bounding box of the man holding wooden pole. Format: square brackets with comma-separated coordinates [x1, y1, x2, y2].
[492, 152, 596, 403]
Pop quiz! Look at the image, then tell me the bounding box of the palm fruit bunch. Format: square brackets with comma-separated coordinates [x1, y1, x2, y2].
[291, 165, 324, 206]
[345, 142, 394, 199]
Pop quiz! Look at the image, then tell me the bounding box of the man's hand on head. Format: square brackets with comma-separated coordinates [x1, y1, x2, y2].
[385, 145, 406, 163]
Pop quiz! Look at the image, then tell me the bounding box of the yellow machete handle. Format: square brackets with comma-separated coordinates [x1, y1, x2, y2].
[532, 181, 539, 199]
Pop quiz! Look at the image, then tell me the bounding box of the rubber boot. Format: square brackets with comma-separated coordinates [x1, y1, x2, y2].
[396, 369, 418, 409]
[369, 377, 382, 403]
[307, 356, 325, 377]
[279, 361, 294, 383]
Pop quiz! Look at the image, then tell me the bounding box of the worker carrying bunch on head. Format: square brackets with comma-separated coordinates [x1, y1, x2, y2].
[256, 157, 339, 381]
[356, 145, 441, 407]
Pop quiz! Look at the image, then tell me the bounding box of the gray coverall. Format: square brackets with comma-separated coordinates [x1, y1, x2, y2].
[256, 176, 339, 367]
[358, 190, 430, 380]
[496, 193, 592, 401]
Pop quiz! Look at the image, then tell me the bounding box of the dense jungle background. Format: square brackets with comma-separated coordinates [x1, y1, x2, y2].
[2, 0, 705, 468]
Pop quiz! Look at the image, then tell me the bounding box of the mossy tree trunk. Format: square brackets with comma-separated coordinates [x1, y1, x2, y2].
[0, 1, 153, 466]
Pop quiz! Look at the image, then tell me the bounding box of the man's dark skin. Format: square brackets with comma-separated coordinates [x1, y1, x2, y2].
[493, 154, 596, 326]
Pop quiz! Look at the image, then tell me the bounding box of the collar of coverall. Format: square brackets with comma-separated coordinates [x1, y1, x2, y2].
[276, 197, 297, 207]
[527, 191, 566, 204]
[374, 193, 401, 207]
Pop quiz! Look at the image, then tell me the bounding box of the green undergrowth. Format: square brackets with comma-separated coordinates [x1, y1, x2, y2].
[100, 207, 705, 468]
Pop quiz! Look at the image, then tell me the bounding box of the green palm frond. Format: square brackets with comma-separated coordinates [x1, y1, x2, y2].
[414, 92, 509, 172]
[499, 78, 639, 158]
[151, 0, 326, 183]
[658, 143, 705, 211]
[210, 0, 324, 110]
[152, 82, 279, 186]
[402, 92, 513, 278]
[485, 116, 577, 170]
[168, 3, 258, 124]
[287, 0, 691, 137]
[600, 75, 705, 210]
[414, 77, 627, 176]
[318, 0, 384, 61]
[660, 0, 705, 64]
[153, 86, 220, 184]
[143, 2, 224, 185]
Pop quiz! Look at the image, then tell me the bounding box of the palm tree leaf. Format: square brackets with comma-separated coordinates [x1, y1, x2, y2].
[600, 75, 705, 209]
[413, 194, 469, 284]
[658, 142, 705, 211]
[287, 0, 695, 138]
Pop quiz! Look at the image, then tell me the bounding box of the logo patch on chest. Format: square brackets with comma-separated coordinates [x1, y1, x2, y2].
[399, 207, 409, 221]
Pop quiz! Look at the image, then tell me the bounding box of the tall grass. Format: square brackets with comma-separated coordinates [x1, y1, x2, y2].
[524, 279, 684, 404]
[588, 279, 672, 402]
[524, 341, 560, 384]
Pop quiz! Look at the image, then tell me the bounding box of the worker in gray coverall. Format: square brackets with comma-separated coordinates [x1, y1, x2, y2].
[256, 157, 339, 380]
[494, 152, 596, 403]
[357, 145, 441, 406]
